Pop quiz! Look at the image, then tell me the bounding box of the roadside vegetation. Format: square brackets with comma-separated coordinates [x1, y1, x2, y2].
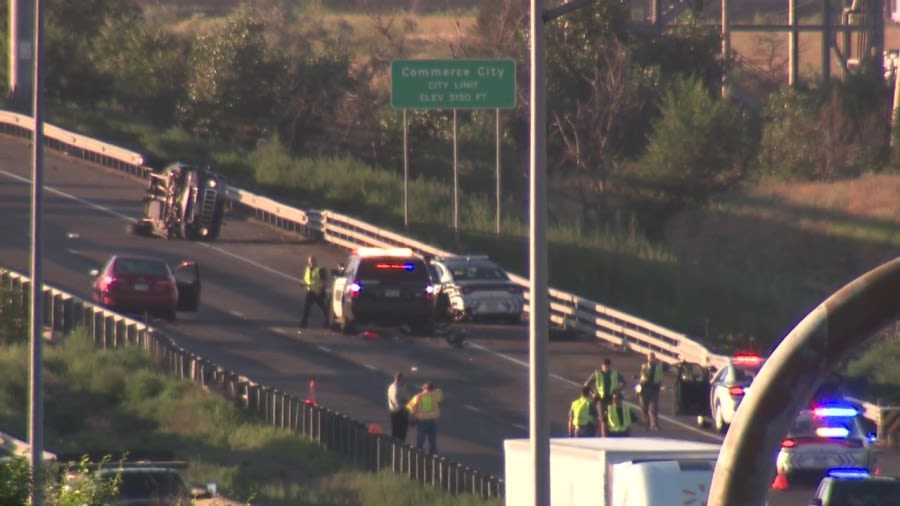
[0, 1, 897, 385]
[0, 312, 501, 505]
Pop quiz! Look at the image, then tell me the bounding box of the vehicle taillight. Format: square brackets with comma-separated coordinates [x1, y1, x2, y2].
[728, 386, 745, 396]
[425, 285, 435, 300]
[781, 438, 797, 449]
[103, 276, 119, 291]
[349, 282, 361, 299]
[155, 280, 174, 292]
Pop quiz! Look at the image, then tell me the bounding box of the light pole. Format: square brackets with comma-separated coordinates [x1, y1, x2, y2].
[528, 2, 596, 505]
[29, 0, 46, 502]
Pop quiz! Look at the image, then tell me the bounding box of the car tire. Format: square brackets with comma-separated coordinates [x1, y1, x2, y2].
[339, 310, 356, 335]
[163, 309, 177, 323]
[128, 221, 152, 237]
[714, 402, 729, 434]
[505, 315, 523, 325]
[412, 319, 435, 337]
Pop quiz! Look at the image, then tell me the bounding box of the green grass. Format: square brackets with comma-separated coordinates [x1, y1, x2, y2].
[0, 332, 500, 505]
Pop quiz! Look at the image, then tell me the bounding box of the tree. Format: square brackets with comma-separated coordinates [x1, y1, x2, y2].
[92, 11, 189, 123]
[0, 455, 119, 505]
[625, 75, 751, 227]
[0, 285, 27, 346]
[177, 10, 284, 144]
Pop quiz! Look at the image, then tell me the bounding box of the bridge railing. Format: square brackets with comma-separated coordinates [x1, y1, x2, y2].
[1, 110, 894, 444]
[0, 268, 504, 499]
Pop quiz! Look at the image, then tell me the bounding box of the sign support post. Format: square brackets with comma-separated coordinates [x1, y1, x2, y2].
[391, 58, 516, 233]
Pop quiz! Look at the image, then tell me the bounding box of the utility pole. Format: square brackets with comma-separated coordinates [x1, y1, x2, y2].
[8, 0, 35, 111]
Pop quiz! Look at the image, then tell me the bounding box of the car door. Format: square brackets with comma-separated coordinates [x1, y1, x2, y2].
[331, 258, 356, 321]
[674, 361, 712, 416]
[174, 260, 200, 311]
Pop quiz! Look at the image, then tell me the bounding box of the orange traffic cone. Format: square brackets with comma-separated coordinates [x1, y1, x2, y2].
[368, 423, 382, 435]
[305, 379, 317, 405]
[770, 472, 789, 490]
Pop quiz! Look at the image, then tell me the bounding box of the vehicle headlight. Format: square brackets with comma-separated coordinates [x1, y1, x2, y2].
[207, 179, 217, 188]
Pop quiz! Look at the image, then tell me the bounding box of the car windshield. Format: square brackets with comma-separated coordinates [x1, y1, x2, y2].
[447, 263, 508, 281]
[114, 259, 170, 277]
[103, 470, 187, 499]
[828, 480, 900, 505]
[730, 365, 760, 383]
[357, 257, 428, 282]
[788, 414, 861, 439]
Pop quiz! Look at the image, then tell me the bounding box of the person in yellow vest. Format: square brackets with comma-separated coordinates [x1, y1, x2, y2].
[583, 358, 627, 420]
[603, 392, 633, 437]
[407, 382, 443, 454]
[568, 386, 598, 437]
[637, 351, 664, 431]
[300, 255, 328, 328]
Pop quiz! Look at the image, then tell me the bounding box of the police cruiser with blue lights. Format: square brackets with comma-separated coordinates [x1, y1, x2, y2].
[774, 400, 878, 486]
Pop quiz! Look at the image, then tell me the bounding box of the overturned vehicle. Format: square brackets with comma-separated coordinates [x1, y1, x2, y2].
[129, 162, 227, 241]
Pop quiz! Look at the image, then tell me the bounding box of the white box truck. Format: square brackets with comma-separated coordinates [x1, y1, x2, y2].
[503, 437, 721, 506]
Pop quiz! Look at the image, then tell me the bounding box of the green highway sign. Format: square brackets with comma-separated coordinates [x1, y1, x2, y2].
[391, 59, 517, 110]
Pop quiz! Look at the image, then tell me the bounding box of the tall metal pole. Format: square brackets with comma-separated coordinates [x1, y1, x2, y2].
[403, 109, 408, 228]
[452, 109, 459, 231]
[721, 0, 730, 97]
[28, 0, 46, 502]
[495, 108, 501, 235]
[823, 0, 832, 82]
[8, 0, 35, 108]
[789, 0, 799, 87]
[529, 1, 550, 505]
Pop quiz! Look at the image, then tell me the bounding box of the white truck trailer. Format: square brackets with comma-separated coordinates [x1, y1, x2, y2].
[504, 437, 722, 506]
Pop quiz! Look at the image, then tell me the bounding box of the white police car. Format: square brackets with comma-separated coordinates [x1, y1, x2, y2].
[673, 353, 765, 433]
[776, 402, 878, 485]
[428, 255, 524, 323]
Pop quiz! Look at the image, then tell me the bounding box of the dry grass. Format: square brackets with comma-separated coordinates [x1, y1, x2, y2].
[665, 173, 900, 283]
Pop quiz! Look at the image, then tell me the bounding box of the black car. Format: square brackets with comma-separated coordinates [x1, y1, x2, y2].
[809, 470, 900, 506]
[329, 247, 437, 335]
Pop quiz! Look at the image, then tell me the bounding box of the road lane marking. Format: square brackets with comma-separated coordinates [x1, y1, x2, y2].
[465, 404, 481, 413]
[2, 167, 723, 443]
[318, 345, 332, 353]
[364, 364, 377, 371]
[0, 169, 135, 221]
[229, 310, 244, 319]
[513, 424, 527, 431]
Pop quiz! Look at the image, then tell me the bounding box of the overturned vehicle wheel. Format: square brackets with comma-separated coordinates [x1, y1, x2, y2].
[127, 220, 153, 237]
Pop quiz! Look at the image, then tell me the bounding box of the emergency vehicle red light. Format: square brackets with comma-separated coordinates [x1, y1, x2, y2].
[728, 386, 745, 396]
[780, 438, 797, 448]
[731, 354, 763, 366]
[349, 282, 361, 298]
[376, 262, 415, 271]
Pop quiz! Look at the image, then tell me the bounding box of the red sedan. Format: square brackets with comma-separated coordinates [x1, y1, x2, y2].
[91, 254, 200, 322]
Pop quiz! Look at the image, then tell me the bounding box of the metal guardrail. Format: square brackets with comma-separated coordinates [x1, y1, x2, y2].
[0, 110, 894, 444]
[0, 268, 504, 499]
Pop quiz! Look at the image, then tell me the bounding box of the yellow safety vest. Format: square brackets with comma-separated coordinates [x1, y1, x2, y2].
[304, 266, 320, 289]
[408, 390, 443, 420]
[594, 370, 620, 398]
[607, 405, 632, 432]
[570, 396, 594, 427]
[640, 362, 663, 385]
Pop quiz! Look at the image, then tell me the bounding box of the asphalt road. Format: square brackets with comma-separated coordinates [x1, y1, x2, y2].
[1, 134, 897, 505]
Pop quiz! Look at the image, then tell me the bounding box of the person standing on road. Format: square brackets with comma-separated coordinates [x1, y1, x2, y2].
[568, 386, 598, 437]
[407, 382, 443, 455]
[387, 372, 410, 442]
[637, 351, 664, 431]
[584, 358, 626, 421]
[300, 255, 328, 328]
[603, 392, 633, 437]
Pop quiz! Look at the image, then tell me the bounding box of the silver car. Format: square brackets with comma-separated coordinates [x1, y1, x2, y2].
[429, 255, 524, 323]
[776, 404, 877, 485]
